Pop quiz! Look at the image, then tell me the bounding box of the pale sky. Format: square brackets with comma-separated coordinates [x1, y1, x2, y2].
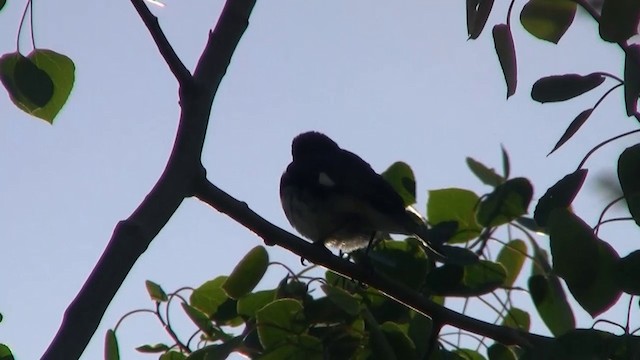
[1, 0, 639, 359]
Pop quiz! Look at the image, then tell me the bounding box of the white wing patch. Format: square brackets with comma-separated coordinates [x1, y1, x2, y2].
[318, 172, 336, 187]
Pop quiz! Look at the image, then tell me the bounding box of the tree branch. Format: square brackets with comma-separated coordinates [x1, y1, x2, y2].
[130, 0, 192, 85]
[192, 177, 554, 350]
[41, 0, 257, 358]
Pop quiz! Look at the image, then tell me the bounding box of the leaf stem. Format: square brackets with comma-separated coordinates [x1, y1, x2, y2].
[577, 129, 640, 170]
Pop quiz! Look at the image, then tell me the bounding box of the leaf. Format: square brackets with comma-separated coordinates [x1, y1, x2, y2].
[548, 209, 621, 317]
[380, 322, 417, 359]
[211, 298, 241, 326]
[186, 338, 244, 360]
[501, 145, 510, 179]
[476, 177, 533, 227]
[466, 157, 504, 186]
[493, 24, 517, 98]
[237, 290, 276, 317]
[516, 216, 546, 234]
[160, 351, 187, 360]
[425, 260, 507, 297]
[0, 0, 5, 12]
[182, 303, 214, 335]
[600, 0, 640, 42]
[0, 53, 40, 110]
[487, 343, 517, 360]
[469, 0, 495, 39]
[145, 280, 168, 302]
[531, 73, 605, 103]
[382, 161, 416, 206]
[408, 313, 433, 359]
[223, 246, 269, 299]
[190, 276, 229, 317]
[616, 250, 640, 295]
[256, 299, 306, 349]
[0, 344, 13, 360]
[467, 0, 479, 37]
[322, 285, 361, 316]
[548, 108, 594, 155]
[502, 307, 530, 331]
[259, 335, 323, 360]
[136, 344, 170, 353]
[365, 239, 432, 289]
[534, 169, 588, 228]
[13, 54, 54, 107]
[453, 348, 485, 360]
[609, 334, 640, 359]
[548, 209, 598, 285]
[624, 45, 640, 117]
[496, 239, 527, 287]
[528, 274, 575, 336]
[520, 0, 576, 43]
[550, 330, 615, 359]
[104, 329, 120, 360]
[0, 50, 75, 123]
[618, 145, 640, 226]
[427, 188, 482, 243]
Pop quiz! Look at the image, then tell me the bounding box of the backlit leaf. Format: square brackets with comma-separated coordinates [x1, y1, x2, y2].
[528, 274, 575, 336]
[600, 0, 640, 42]
[477, 178, 533, 227]
[618, 145, 640, 226]
[469, 0, 495, 39]
[548, 108, 594, 155]
[520, 0, 576, 44]
[145, 280, 168, 302]
[531, 73, 605, 103]
[256, 299, 306, 349]
[497, 239, 527, 287]
[105, 329, 120, 360]
[466, 157, 504, 186]
[13, 54, 53, 107]
[548, 209, 621, 317]
[427, 188, 482, 243]
[382, 161, 416, 206]
[534, 169, 587, 228]
[624, 45, 640, 117]
[502, 307, 530, 331]
[223, 246, 269, 299]
[615, 250, 640, 295]
[493, 24, 517, 98]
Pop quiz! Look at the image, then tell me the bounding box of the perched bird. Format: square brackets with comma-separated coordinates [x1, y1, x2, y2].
[280, 131, 467, 263]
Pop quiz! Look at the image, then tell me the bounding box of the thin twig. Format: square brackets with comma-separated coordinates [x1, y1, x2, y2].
[130, 0, 193, 86]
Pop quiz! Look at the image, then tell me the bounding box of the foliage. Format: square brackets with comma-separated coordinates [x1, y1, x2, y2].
[105, 151, 640, 358]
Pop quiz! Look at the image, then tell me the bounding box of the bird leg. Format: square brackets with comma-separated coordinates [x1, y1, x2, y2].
[365, 231, 378, 254]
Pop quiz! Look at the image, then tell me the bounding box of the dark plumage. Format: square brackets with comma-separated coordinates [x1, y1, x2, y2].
[279, 131, 448, 260]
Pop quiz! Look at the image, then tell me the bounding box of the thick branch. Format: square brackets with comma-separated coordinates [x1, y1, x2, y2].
[192, 177, 554, 350]
[41, 1, 257, 359]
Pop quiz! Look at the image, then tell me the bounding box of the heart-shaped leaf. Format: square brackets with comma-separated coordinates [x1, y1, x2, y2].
[520, 0, 576, 44]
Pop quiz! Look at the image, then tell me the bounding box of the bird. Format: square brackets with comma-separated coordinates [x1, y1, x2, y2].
[279, 131, 468, 263]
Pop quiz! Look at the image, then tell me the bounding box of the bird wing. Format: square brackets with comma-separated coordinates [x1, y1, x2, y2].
[315, 146, 408, 219]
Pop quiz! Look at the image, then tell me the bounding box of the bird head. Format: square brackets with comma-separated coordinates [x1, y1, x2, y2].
[291, 131, 339, 160]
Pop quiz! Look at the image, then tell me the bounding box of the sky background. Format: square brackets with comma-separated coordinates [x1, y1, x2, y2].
[1, 0, 639, 359]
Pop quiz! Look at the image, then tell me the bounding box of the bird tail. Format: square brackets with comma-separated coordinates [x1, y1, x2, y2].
[413, 221, 479, 265]
[413, 223, 451, 262]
